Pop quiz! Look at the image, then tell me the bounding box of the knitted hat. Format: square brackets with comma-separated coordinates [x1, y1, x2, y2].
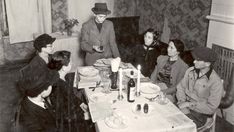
[191, 47, 218, 63]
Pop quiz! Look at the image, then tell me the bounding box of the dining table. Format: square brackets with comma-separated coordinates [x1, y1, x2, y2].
[76, 59, 197, 132]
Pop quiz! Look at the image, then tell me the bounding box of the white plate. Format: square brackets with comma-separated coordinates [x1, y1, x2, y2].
[89, 92, 109, 103]
[94, 58, 113, 67]
[132, 103, 155, 116]
[140, 83, 160, 94]
[93, 63, 110, 67]
[105, 113, 128, 129]
[79, 66, 99, 77]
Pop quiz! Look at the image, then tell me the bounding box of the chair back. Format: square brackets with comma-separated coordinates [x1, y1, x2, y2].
[197, 112, 217, 132]
[11, 99, 28, 132]
[219, 66, 234, 109]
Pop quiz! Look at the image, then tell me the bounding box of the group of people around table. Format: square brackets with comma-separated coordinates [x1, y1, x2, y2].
[17, 2, 224, 132]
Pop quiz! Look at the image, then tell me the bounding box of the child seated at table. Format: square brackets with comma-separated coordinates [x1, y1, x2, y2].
[18, 69, 59, 132]
[48, 50, 94, 132]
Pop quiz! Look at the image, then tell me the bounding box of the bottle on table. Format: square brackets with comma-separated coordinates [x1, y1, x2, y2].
[127, 71, 135, 102]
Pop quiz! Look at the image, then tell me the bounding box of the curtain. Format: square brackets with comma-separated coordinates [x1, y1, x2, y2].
[37, 0, 52, 34]
[5, 0, 52, 44]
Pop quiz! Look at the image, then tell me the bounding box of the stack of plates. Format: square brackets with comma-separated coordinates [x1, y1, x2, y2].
[78, 66, 101, 85]
[78, 66, 99, 77]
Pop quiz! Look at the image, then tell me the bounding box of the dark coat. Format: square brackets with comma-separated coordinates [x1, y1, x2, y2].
[18, 55, 57, 95]
[49, 73, 85, 132]
[19, 97, 57, 132]
[131, 42, 167, 77]
[80, 18, 120, 66]
[21, 55, 50, 78]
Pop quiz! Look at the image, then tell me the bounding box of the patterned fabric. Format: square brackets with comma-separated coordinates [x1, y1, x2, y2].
[157, 60, 176, 87]
[114, 0, 211, 48]
[51, 0, 68, 32]
[151, 55, 188, 89]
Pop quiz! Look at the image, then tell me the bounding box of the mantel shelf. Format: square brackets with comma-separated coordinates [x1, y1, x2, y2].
[206, 15, 234, 25]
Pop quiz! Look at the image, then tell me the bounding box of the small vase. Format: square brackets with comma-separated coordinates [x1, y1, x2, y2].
[67, 28, 72, 36]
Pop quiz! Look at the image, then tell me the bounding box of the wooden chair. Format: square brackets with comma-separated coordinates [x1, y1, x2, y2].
[219, 66, 234, 118]
[11, 98, 29, 132]
[197, 112, 217, 132]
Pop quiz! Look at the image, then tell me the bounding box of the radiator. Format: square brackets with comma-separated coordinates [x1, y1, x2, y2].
[212, 44, 234, 90]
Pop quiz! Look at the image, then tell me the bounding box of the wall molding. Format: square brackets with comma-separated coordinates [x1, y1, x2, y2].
[206, 15, 234, 25]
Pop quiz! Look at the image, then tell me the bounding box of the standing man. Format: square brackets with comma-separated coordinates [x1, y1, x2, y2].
[80, 3, 120, 66]
[176, 47, 223, 128]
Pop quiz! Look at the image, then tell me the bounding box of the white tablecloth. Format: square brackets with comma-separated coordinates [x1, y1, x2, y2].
[82, 67, 197, 132]
[52, 33, 84, 71]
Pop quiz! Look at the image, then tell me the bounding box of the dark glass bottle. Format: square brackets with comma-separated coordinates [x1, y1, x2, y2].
[127, 71, 135, 102]
[110, 72, 117, 89]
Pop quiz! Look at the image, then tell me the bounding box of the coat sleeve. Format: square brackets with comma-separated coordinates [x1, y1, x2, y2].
[109, 22, 120, 58]
[23, 115, 56, 132]
[80, 23, 95, 53]
[176, 68, 191, 103]
[150, 56, 163, 83]
[175, 63, 189, 87]
[193, 79, 223, 114]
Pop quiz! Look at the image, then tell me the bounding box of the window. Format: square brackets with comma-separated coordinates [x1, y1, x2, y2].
[1, 0, 52, 43]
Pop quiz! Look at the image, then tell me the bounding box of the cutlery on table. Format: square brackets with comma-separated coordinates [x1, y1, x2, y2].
[92, 81, 101, 91]
[145, 95, 159, 102]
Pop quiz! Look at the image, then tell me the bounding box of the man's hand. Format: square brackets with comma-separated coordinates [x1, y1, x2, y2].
[80, 103, 88, 112]
[178, 101, 196, 109]
[180, 108, 190, 114]
[178, 102, 191, 109]
[93, 45, 104, 53]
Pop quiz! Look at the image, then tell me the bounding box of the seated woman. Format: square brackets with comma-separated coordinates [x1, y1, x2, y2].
[48, 50, 90, 132]
[18, 70, 59, 132]
[150, 39, 188, 102]
[131, 28, 167, 77]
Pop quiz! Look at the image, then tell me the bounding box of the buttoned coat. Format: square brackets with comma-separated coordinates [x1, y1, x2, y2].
[150, 55, 188, 88]
[176, 67, 224, 115]
[80, 18, 120, 66]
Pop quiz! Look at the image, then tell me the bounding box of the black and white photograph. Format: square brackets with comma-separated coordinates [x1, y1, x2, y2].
[0, 0, 233, 132]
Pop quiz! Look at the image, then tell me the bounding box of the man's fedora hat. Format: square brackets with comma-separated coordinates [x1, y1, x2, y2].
[92, 3, 111, 15]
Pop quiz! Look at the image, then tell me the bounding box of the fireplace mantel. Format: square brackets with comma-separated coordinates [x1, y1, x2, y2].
[206, 15, 234, 25]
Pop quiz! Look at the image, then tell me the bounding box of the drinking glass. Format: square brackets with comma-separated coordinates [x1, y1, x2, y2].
[101, 79, 111, 94]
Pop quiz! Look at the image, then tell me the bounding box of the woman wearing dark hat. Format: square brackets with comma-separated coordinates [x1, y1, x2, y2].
[80, 3, 120, 66]
[131, 28, 168, 77]
[48, 50, 89, 132]
[19, 34, 56, 94]
[150, 39, 188, 102]
[18, 70, 59, 132]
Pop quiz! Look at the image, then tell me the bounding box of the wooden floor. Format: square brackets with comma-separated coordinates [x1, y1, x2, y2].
[0, 63, 233, 132]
